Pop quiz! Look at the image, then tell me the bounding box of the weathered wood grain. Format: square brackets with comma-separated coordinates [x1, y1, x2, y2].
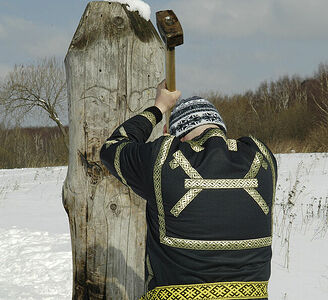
[63, 2, 164, 299]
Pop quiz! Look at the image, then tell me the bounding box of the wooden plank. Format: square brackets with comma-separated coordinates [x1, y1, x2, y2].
[63, 2, 164, 299]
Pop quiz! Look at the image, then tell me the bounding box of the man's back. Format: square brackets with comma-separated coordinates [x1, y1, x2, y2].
[145, 128, 276, 291]
[100, 90, 277, 299]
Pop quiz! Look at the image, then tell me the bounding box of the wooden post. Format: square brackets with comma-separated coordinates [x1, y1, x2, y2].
[62, 2, 164, 299]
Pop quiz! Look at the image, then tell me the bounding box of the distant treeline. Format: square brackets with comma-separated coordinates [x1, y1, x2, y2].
[0, 126, 68, 169]
[1, 63, 328, 169]
[208, 63, 328, 153]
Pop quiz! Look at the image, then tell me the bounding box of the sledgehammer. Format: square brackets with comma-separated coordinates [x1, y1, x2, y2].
[156, 10, 184, 128]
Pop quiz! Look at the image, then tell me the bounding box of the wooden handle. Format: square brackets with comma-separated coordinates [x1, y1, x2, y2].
[166, 48, 175, 128]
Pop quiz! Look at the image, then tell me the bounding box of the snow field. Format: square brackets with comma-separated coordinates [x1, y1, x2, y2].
[0, 167, 72, 300]
[0, 153, 327, 299]
[0, 228, 71, 300]
[270, 153, 328, 299]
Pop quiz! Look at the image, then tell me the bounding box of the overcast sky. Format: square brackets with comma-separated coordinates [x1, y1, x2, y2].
[1, 0, 328, 99]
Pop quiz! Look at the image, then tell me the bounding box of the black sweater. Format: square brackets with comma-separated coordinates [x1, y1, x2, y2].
[100, 106, 277, 294]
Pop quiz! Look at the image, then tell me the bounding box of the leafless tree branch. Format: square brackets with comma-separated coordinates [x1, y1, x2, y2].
[0, 57, 68, 149]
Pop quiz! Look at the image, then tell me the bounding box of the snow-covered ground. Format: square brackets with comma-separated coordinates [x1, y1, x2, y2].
[0, 167, 71, 299]
[0, 153, 327, 299]
[270, 153, 328, 299]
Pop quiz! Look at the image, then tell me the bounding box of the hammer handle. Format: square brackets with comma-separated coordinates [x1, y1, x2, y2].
[166, 48, 176, 128]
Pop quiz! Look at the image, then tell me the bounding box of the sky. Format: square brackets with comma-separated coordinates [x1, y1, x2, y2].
[1, 0, 328, 106]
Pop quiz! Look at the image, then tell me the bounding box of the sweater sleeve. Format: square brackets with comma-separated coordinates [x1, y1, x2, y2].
[100, 106, 163, 200]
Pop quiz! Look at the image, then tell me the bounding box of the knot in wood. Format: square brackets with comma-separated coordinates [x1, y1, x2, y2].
[113, 16, 124, 29]
[110, 203, 117, 211]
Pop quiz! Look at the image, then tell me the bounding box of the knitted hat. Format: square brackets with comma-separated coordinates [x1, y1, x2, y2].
[169, 96, 227, 138]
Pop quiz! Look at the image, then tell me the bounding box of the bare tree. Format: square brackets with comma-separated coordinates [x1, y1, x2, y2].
[0, 57, 68, 148]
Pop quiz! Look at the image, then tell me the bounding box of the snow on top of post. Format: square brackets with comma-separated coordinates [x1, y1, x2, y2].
[104, 0, 151, 21]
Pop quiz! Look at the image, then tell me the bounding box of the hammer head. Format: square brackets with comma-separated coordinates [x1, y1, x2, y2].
[156, 10, 184, 50]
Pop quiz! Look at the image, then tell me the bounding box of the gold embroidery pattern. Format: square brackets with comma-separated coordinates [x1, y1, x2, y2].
[244, 152, 263, 179]
[172, 151, 201, 179]
[250, 137, 277, 234]
[171, 150, 267, 216]
[185, 178, 258, 189]
[170, 150, 202, 217]
[119, 126, 128, 138]
[186, 142, 203, 152]
[170, 188, 202, 217]
[250, 137, 276, 202]
[114, 142, 130, 185]
[105, 137, 125, 149]
[140, 281, 268, 300]
[162, 236, 272, 251]
[169, 159, 179, 170]
[145, 255, 154, 293]
[227, 139, 238, 151]
[243, 152, 269, 215]
[154, 136, 175, 240]
[154, 137, 272, 251]
[139, 111, 157, 128]
[105, 139, 119, 148]
[186, 128, 237, 152]
[195, 128, 227, 144]
[245, 188, 269, 214]
[262, 160, 268, 170]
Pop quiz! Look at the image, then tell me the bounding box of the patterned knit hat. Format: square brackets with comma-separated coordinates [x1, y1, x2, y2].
[169, 96, 227, 138]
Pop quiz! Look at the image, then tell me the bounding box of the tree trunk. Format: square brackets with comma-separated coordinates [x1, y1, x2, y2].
[62, 2, 164, 299]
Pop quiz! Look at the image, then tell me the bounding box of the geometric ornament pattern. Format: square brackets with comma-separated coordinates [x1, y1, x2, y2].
[140, 281, 268, 300]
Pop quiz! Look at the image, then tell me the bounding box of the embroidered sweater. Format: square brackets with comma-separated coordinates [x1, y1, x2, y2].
[100, 106, 277, 294]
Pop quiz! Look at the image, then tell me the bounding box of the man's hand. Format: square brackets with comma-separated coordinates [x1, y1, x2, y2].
[155, 80, 181, 114]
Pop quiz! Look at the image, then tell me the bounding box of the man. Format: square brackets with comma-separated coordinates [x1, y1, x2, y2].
[100, 80, 277, 300]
